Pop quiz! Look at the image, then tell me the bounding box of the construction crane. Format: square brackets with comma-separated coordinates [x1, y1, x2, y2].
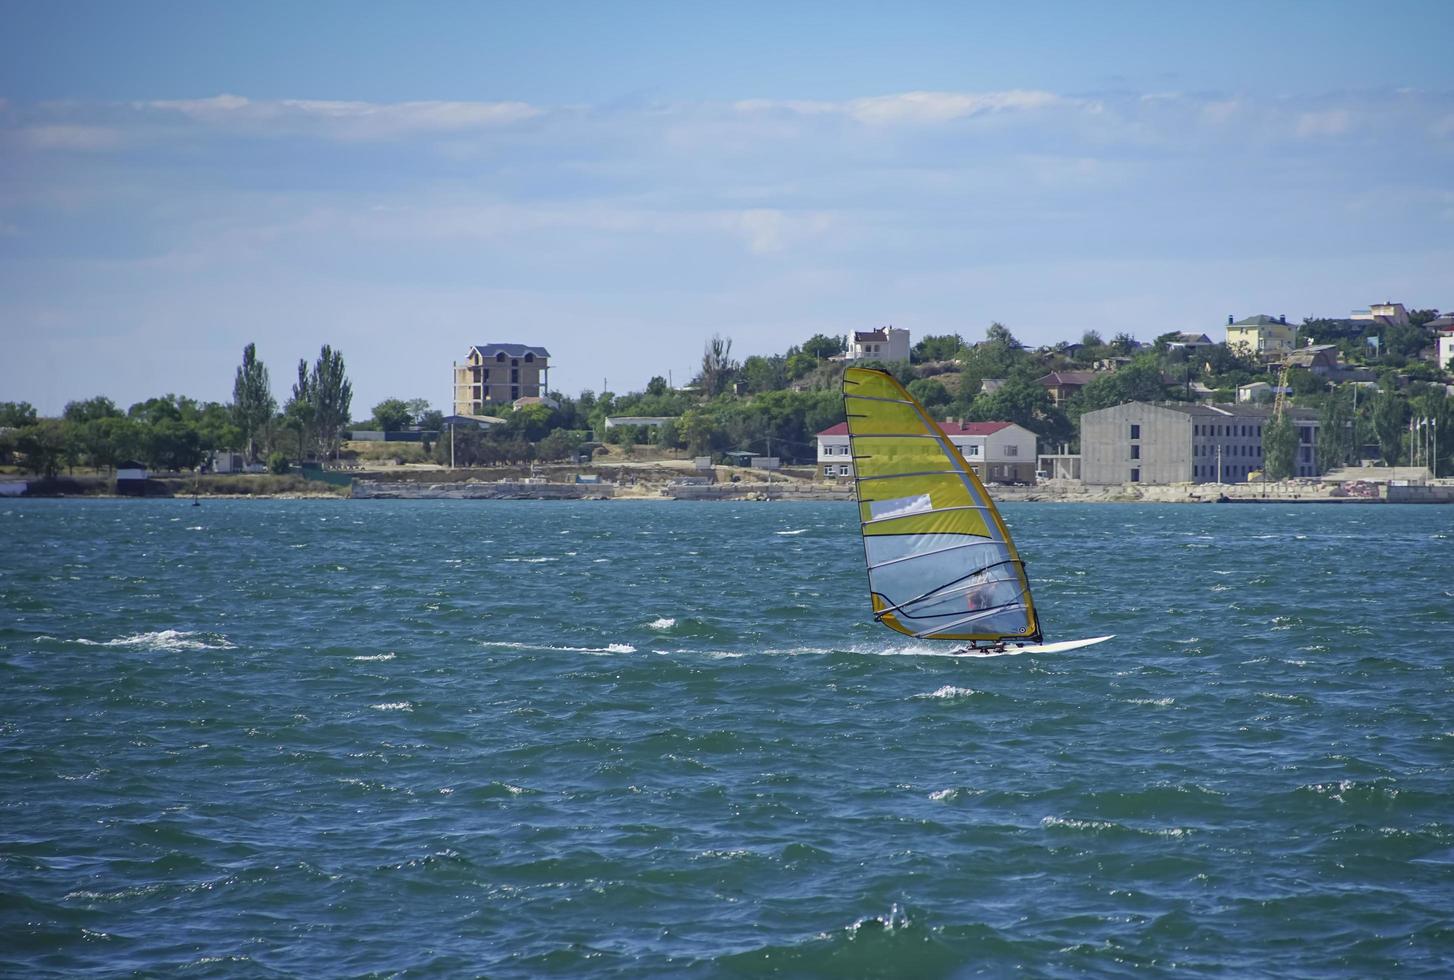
[1271, 352, 1292, 423]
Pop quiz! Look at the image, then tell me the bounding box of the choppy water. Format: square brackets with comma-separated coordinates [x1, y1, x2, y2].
[2, 499, 1452, 977]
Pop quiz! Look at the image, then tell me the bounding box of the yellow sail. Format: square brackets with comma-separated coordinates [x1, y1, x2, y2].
[843, 367, 1041, 643]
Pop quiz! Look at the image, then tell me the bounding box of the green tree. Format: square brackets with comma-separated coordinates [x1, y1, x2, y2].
[282, 359, 315, 461]
[967, 377, 1071, 444]
[1108, 333, 1138, 355]
[371, 398, 413, 432]
[1317, 386, 1356, 472]
[505, 403, 554, 442]
[959, 323, 1028, 384]
[911, 334, 965, 363]
[906, 377, 951, 410]
[1073, 359, 1168, 414]
[646, 376, 669, 397]
[1262, 414, 1297, 479]
[654, 417, 681, 449]
[309, 345, 353, 460]
[739, 354, 787, 393]
[231, 343, 276, 461]
[536, 428, 584, 461]
[140, 418, 205, 471]
[699, 335, 738, 396]
[801, 333, 846, 360]
[404, 398, 432, 426]
[1288, 368, 1326, 398]
[63, 396, 122, 424]
[15, 419, 69, 477]
[1371, 376, 1406, 465]
[0, 401, 39, 427]
[76, 415, 141, 471]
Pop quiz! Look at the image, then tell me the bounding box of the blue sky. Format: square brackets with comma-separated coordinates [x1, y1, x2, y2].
[3, 1, 1452, 415]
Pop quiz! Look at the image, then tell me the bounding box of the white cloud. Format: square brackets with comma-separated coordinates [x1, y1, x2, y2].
[1295, 109, 1351, 138]
[847, 89, 1068, 124]
[141, 94, 542, 139]
[736, 89, 1073, 125]
[726, 208, 833, 253]
[17, 124, 122, 150]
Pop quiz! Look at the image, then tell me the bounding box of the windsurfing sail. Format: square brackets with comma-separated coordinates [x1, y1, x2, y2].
[843, 367, 1041, 644]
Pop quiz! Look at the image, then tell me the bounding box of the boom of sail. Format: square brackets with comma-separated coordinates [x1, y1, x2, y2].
[843, 367, 1041, 644]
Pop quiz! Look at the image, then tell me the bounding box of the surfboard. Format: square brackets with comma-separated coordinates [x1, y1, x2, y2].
[951, 635, 1116, 656]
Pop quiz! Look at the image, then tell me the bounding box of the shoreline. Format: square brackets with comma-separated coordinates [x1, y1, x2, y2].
[8, 471, 1449, 504]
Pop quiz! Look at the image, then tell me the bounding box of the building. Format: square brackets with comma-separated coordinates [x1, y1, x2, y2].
[1351, 302, 1410, 326]
[1035, 369, 1098, 407]
[815, 419, 1037, 483]
[1081, 402, 1320, 485]
[1431, 314, 1454, 372]
[453, 344, 551, 415]
[1166, 332, 1215, 351]
[845, 327, 910, 362]
[1284, 344, 1341, 376]
[1226, 314, 1297, 355]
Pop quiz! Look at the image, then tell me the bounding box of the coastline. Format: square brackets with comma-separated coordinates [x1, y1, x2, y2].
[8, 470, 1448, 504]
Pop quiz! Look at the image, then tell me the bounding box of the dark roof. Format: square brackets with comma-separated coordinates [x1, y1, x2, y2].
[471, 343, 551, 358]
[853, 329, 888, 342]
[1429, 314, 1454, 331]
[1036, 370, 1098, 387]
[1230, 315, 1291, 328]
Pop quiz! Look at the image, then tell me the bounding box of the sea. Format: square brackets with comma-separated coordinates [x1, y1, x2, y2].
[2, 499, 1452, 977]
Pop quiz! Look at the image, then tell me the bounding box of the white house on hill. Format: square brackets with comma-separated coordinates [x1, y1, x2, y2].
[844, 327, 910, 363]
[816, 420, 1037, 483]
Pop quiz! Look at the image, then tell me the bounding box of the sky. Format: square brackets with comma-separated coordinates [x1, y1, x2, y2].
[2, 0, 1452, 416]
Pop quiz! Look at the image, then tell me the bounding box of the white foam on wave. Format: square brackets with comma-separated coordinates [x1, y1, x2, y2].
[917, 685, 978, 700]
[1127, 697, 1174, 707]
[775, 528, 809, 536]
[352, 652, 396, 662]
[371, 701, 413, 711]
[479, 640, 636, 655]
[74, 630, 235, 652]
[647, 617, 676, 630]
[503, 557, 557, 564]
[928, 788, 959, 801]
[1042, 815, 1118, 832]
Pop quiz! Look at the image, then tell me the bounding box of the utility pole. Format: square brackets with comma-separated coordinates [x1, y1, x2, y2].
[1217, 443, 1223, 484]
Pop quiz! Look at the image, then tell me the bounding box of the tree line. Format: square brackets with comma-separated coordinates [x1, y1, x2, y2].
[0, 344, 355, 477]
[5, 313, 1450, 479]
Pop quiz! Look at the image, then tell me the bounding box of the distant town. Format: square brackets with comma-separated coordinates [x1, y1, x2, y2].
[3, 300, 1452, 500]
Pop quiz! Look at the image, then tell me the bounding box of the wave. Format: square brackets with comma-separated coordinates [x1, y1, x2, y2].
[479, 640, 636, 655]
[916, 685, 979, 700]
[73, 629, 235, 652]
[351, 652, 396, 662]
[775, 528, 809, 536]
[647, 617, 676, 630]
[370, 702, 413, 711]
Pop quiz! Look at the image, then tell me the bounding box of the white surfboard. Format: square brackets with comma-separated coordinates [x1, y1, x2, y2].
[952, 635, 1115, 656]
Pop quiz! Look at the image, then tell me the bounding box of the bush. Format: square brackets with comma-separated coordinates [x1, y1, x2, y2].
[267, 451, 290, 474]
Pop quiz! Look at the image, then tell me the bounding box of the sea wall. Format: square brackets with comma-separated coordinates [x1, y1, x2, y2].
[351, 480, 615, 500]
[1386, 484, 1454, 504]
